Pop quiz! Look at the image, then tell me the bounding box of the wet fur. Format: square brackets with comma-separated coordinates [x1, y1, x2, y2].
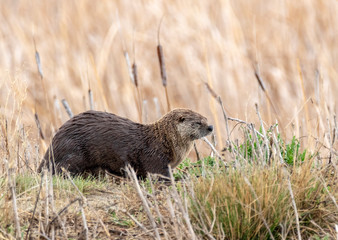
[38, 109, 213, 178]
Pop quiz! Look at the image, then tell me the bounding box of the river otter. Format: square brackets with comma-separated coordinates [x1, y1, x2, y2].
[38, 109, 213, 178]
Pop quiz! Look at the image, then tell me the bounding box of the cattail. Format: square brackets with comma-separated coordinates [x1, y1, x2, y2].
[204, 81, 218, 100]
[254, 70, 266, 92]
[124, 51, 134, 85]
[122, 47, 142, 121]
[157, 45, 167, 87]
[61, 99, 73, 118]
[157, 18, 170, 112]
[35, 51, 43, 79]
[132, 62, 138, 87]
[157, 44, 171, 112]
[88, 89, 94, 110]
[34, 112, 45, 140]
[33, 38, 43, 79]
[34, 38, 54, 130]
[254, 66, 282, 130]
[132, 61, 142, 121]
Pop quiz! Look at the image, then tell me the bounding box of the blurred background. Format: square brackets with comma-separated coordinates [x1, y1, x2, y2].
[0, 0, 337, 153]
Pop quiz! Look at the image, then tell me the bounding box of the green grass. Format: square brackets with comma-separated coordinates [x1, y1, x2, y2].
[109, 210, 135, 227]
[281, 135, 307, 165]
[52, 175, 108, 194]
[14, 173, 108, 196]
[229, 126, 308, 166]
[174, 156, 219, 180]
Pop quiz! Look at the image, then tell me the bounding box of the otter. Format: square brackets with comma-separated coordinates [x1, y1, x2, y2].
[38, 109, 213, 178]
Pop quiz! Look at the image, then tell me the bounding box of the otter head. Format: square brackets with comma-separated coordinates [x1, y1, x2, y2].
[168, 109, 213, 141]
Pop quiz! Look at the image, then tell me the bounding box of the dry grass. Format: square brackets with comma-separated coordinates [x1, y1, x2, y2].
[191, 162, 337, 239]
[0, 0, 337, 239]
[1, 1, 337, 138]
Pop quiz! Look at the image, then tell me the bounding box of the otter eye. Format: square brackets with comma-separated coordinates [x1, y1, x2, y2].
[196, 122, 202, 126]
[179, 117, 185, 122]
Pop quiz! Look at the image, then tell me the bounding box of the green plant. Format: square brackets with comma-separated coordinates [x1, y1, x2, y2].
[230, 126, 270, 163]
[312, 234, 330, 240]
[53, 175, 108, 194]
[230, 125, 308, 166]
[110, 210, 134, 227]
[281, 135, 307, 165]
[15, 174, 40, 195]
[174, 156, 218, 179]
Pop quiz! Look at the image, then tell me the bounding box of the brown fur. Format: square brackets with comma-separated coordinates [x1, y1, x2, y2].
[38, 109, 213, 178]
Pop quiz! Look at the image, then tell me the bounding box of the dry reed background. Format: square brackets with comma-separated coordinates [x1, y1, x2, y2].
[0, 0, 337, 239]
[1, 0, 337, 142]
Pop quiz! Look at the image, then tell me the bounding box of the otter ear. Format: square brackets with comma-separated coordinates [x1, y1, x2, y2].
[179, 117, 185, 122]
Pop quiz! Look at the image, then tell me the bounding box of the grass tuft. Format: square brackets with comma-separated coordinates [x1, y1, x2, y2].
[190, 161, 337, 239]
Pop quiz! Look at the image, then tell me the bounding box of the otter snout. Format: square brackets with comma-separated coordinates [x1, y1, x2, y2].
[207, 125, 213, 132]
[199, 124, 213, 138]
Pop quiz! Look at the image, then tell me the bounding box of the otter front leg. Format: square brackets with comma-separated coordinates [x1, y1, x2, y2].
[157, 165, 170, 179]
[141, 155, 171, 179]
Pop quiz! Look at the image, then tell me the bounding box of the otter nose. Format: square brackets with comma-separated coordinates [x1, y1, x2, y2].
[207, 125, 213, 132]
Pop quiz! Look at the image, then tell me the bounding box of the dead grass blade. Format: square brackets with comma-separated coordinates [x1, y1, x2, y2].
[7, 168, 21, 240]
[126, 165, 161, 239]
[287, 176, 302, 240]
[25, 172, 44, 240]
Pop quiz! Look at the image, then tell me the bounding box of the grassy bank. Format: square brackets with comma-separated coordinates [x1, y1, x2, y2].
[0, 118, 337, 239]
